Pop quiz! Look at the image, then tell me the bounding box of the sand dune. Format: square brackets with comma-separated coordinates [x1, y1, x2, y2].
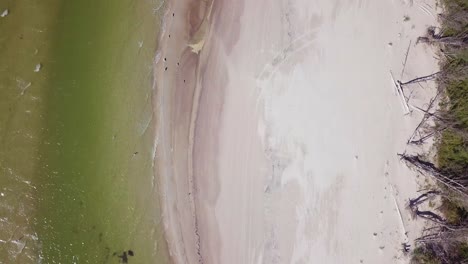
[154, 0, 440, 263]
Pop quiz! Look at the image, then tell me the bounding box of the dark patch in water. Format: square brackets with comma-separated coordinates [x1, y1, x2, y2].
[118, 251, 128, 263]
[104, 247, 111, 263]
[113, 249, 135, 263]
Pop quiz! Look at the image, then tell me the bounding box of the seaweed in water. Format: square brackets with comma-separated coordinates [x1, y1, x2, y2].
[114, 249, 134, 263]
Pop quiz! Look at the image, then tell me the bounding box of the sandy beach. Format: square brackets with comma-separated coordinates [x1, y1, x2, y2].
[154, 0, 440, 263]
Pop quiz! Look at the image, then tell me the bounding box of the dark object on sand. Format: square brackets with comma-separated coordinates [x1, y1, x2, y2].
[402, 243, 411, 253]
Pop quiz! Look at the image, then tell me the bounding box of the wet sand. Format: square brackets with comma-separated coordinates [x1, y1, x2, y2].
[154, 0, 439, 263]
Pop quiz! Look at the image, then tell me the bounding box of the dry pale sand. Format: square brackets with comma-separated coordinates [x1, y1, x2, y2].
[153, 0, 440, 263]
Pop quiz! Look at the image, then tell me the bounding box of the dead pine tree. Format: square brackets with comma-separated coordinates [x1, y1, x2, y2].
[399, 72, 440, 87]
[408, 190, 445, 223]
[398, 153, 468, 198]
[405, 89, 452, 145]
[417, 26, 468, 48]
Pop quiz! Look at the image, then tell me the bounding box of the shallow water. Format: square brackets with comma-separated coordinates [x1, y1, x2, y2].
[0, 0, 169, 263]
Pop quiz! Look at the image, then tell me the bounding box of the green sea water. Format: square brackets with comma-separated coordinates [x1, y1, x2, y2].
[0, 0, 169, 263]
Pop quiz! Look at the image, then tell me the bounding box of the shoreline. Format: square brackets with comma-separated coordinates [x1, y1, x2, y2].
[154, 0, 441, 263]
[153, 0, 214, 262]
